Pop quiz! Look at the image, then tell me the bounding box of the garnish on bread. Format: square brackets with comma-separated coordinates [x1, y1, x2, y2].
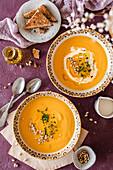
[32, 48, 40, 59]
[22, 4, 57, 22]
[24, 10, 53, 29]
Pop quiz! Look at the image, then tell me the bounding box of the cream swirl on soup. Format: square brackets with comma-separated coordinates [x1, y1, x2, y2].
[64, 47, 98, 84]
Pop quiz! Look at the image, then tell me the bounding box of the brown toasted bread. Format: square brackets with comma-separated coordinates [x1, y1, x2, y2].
[38, 28, 48, 34]
[32, 48, 40, 59]
[38, 4, 57, 22]
[22, 9, 37, 19]
[22, 4, 57, 22]
[24, 10, 53, 29]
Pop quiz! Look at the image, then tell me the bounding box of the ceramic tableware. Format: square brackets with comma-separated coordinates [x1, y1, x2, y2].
[73, 146, 96, 170]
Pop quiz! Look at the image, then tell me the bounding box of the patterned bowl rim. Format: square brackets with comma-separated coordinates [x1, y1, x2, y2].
[46, 28, 113, 98]
[13, 91, 81, 160]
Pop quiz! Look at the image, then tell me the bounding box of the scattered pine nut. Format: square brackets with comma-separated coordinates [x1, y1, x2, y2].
[23, 158, 28, 162]
[89, 118, 93, 121]
[4, 86, 7, 89]
[12, 159, 15, 162]
[94, 121, 97, 124]
[8, 83, 11, 86]
[19, 65, 23, 68]
[14, 163, 19, 167]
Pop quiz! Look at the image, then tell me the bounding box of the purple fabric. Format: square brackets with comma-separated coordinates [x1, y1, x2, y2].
[0, 0, 113, 48]
[51, 0, 113, 18]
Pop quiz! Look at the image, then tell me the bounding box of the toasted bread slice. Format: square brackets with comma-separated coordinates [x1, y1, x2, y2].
[22, 9, 37, 19]
[32, 48, 40, 59]
[38, 28, 48, 34]
[24, 10, 53, 29]
[22, 4, 57, 22]
[38, 4, 57, 22]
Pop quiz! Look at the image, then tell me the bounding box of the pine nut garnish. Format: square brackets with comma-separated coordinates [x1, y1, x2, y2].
[94, 121, 97, 124]
[12, 159, 15, 162]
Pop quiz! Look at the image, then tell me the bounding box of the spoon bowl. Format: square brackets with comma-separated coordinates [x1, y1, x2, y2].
[0, 77, 25, 127]
[26, 78, 41, 93]
[12, 77, 25, 95]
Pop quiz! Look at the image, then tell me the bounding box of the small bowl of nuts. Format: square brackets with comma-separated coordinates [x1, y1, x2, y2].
[73, 146, 96, 170]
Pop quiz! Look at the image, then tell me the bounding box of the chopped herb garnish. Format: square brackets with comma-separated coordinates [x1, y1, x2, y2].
[78, 103, 80, 106]
[45, 108, 48, 111]
[88, 69, 91, 72]
[91, 76, 93, 78]
[37, 109, 40, 112]
[80, 73, 84, 77]
[44, 127, 47, 135]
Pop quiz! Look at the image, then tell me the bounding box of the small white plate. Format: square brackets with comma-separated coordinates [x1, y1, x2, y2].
[73, 146, 96, 170]
[16, 0, 61, 43]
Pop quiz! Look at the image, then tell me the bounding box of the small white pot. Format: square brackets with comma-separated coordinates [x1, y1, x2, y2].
[94, 96, 113, 119]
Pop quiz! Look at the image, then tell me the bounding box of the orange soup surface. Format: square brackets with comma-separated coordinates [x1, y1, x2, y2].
[19, 96, 75, 153]
[53, 36, 108, 90]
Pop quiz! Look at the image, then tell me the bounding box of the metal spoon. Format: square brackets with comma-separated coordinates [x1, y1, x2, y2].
[0, 77, 25, 127]
[0, 78, 41, 115]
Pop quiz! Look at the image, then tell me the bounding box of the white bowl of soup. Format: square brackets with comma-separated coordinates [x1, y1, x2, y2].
[46, 29, 113, 97]
[13, 91, 81, 160]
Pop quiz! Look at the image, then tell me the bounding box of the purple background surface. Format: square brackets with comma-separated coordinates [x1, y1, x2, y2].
[0, 0, 113, 170]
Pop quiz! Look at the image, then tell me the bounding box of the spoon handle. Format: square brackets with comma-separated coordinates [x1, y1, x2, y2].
[0, 91, 27, 115]
[0, 95, 14, 127]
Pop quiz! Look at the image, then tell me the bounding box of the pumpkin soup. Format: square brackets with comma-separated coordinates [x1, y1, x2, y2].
[53, 36, 108, 90]
[19, 96, 75, 153]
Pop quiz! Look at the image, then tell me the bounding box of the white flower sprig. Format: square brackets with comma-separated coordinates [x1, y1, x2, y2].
[62, 7, 113, 45]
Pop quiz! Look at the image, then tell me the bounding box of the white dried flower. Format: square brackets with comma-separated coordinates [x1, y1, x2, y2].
[103, 13, 108, 19]
[71, 12, 75, 17]
[105, 34, 109, 39]
[84, 12, 89, 18]
[64, 24, 68, 29]
[81, 24, 85, 29]
[67, 16, 72, 24]
[98, 28, 103, 33]
[105, 26, 109, 32]
[90, 24, 96, 30]
[77, 7, 82, 12]
[109, 9, 113, 17]
[97, 22, 105, 28]
[75, 18, 81, 23]
[81, 17, 87, 23]
[89, 13, 95, 19]
[76, 27, 81, 31]
[71, 25, 74, 28]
